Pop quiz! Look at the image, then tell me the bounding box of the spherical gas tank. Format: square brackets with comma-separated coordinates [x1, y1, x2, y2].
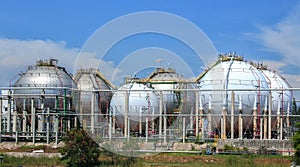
[110, 83, 159, 132]
[198, 55, 269, 137]
[260, 69, 292, 115]
[75, 68, 113, 128]
[146, 68, 195, 114]
[75, 69, 112, 113]
[12, 59, 76, 111]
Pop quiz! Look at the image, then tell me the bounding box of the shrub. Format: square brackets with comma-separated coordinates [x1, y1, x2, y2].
[60, 128, 100, 167]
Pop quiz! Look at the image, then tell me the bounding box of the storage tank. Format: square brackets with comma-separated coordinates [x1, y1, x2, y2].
[259, 68, 292, 129]
[12, 59, 76, 111]
[197, 54, 269, 138]
[110, 83, 159, 132]
[260, 69, 292, 114]
[74, 68, 113, 128]
[142, 67, 195, 114]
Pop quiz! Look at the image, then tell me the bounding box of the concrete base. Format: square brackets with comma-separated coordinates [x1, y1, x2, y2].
[217, 139, 293, 155]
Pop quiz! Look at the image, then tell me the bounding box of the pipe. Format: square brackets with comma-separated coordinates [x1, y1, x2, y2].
[91, 92, 95, 134]
[159, 91, 163, 136]
[268, 92, 272, 139]
[46, 108, 50, 144]
[183, 117, 186, 143]
[287, 102, 290, 128]
[222, 98, 227, 139]
[238, 95, 243, 139]
[12, 111, 17, 133]
[231, 91, 235, 139]
[146, 117, 148, 143]
[208, 95, 212, 134]
[7, 90, 11, 133]
[263, 97, 267, 139]
[253, 96, 257, 138]
[277, 101, 280, 139]
[195, 93, 199, 137]
[32, 108, 36, 144]
[124, 91, 129, 137]
[0, 97, 2, 140]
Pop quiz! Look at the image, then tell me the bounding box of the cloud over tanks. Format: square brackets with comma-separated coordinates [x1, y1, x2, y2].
[255, 3, 300, 70]
[252, 4, 300, 99]
[0, 38, 79, 86]
[0, 38, 120, 86]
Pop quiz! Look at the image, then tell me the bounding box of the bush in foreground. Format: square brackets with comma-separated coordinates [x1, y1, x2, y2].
[60, 128, 100, 167]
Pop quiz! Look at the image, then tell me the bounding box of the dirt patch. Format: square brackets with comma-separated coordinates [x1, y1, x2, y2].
[143, 154, 222, 164]
[255, 157, 291, 165]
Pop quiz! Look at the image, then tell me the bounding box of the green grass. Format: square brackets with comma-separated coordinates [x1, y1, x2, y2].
[0, 155, 66, 167]
[0, 153, 293, 167]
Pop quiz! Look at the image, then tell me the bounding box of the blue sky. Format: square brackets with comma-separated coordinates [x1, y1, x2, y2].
[0, 0, 299, 91]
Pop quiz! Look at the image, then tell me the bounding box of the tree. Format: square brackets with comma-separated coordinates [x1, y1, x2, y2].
[293, 122, 300, 165]
[60, 128, 100, 167]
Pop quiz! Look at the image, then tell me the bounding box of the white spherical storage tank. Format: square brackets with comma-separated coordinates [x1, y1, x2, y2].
[110, 83, 159, 132]
[260, 69, 292, 122]
[198, 54, 269, 138]
[145, 68, 186, 114]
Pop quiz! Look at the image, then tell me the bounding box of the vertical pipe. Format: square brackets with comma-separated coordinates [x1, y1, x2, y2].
[63, 89, 67, 132]
[222, 98, 227, 139]
[146, 117, 148, 143]
[208, 95, 212, 135]
[127, 117, 130, 141]
[0, 97, 2, 140]
[239, 112, 243, 139]
[31, 98, 34, 133]
[287, 103, 290, 128]
[112, 109, 116, 134]
[40, 89, 45, 133]
[55, 115, 59, 145]
[79, 100, 83, 128]
[32, 108, 36, 144]
[109, 112, 112, 141]
[260, 117, 263, 140]
[22, 99, 26, 134]
[280, 117, 283, 140]
[238, 95, 243, 139]
[221, 116, 224, 139]
[159, 91, 163, 136]
[12, 111, 17, 132]
[263, 98, 268, 139]
[7, 90, 11, 133]
[15, 131, 18, 144]
[231, 91, 235, 139]
[195, 91, 199, 138]
[91, 92, 95, 134]
[163, 116, 167, 143]
[277, 101, 280, 139]
[38, 111, 44, 132]
[139, 108, 142, 137]
[190, 107, 193, 132]
[152, 107, 155, 134]
[46, 108, 50, 144]
[124, 91, 129, 137]
[183, 117, 186, 143]
[199, 95, 204, 139]
[74, 115, 77, 128]
[22, 110, 27, 134]
[268, 93, 272, 139]
[253, 96, 257, 139]
[201, 116, 205, 140]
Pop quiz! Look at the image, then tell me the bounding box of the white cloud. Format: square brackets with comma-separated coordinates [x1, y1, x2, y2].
[255, 4, 300, 67]
[251, 3, 300, 100]
[0, 38, 119, 87]
[0, 38, 79, 86]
